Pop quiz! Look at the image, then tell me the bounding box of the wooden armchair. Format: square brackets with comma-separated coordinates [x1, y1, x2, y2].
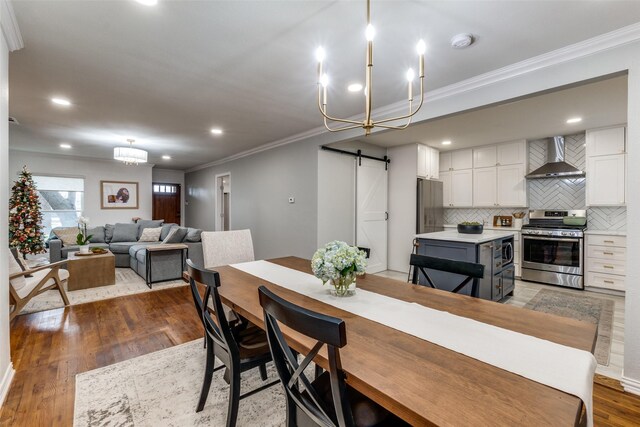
[8, 256, 70, 321]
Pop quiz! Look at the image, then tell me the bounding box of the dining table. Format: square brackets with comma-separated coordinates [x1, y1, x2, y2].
[213, 256, 598, 426]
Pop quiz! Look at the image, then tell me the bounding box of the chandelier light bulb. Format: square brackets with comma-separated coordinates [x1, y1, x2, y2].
[315, 46, 326, 63]
[320, 74, 329, 88]
[365, 24, 375, 42]
[416, 39, 426, 55]
[406, 68, 415, 82]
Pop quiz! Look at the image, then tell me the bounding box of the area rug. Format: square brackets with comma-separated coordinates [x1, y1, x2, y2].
[74, 340, 287, 427]
[523, 288, 614, 365]
[20, 268, 186, 316]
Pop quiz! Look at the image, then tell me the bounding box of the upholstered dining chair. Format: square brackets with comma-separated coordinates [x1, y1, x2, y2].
[409, 254, 485, 297]
[186, 260, 278, 426]
[201, 229, 254, 269]
[258, 286, 407, 427]
[8, 251, 70, 320]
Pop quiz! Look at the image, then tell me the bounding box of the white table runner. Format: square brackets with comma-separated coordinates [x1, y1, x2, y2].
[231, 260, 597, 427]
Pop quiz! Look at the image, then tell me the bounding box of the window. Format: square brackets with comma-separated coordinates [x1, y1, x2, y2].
[153, 184, 177, 194]
[33, 175, 84, 237]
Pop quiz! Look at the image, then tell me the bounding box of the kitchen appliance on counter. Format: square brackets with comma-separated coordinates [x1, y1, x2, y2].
[521, 209, 586, 289]
[417, 179, 444, 234]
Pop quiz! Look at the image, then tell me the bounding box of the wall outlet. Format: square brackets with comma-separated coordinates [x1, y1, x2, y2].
[288, 197, 295, 204]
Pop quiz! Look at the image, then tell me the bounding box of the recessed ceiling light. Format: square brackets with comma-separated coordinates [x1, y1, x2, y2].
[210, 128, 223, 135]
[59, 143, 72, 149]
[162, 155, 171, 160]
[51, 97, 71, 106]
[441, 140, 452, 145]
[348, 83, 363, 92]
[566, 117, 582, 124]
[135, 0, 158, 6]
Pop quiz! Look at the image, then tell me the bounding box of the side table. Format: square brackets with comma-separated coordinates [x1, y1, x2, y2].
[145, 243, 188, 288]
[67, 250, 116, 291]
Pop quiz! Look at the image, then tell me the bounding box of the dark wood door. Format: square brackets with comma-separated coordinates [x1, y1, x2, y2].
[152, 182, 181, 224]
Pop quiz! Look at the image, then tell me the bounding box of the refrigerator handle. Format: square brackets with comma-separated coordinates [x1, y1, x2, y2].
[385, 212, 389, 221]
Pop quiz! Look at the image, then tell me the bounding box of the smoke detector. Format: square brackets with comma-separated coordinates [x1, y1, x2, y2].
[450, 33, 475, 49]
[8, 116, 19, 125]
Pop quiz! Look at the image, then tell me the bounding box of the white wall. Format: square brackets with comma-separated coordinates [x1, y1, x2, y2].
[0, 16, 13, 406]
[387, 144, 418, 273]
[152, 167, 185, 225]
[9, 151, 153, 226]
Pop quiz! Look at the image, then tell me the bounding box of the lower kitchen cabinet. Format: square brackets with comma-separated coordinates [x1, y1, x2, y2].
[585, 233, 626, 292]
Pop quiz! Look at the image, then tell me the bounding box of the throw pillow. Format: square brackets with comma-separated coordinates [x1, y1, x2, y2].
[104, 224, 115, 243]
[185, 227, 203, 242]
[111, 223, 140, 243]
[162, 226, 188, 244]
[53, 227, 78, 246]
[8, 253, 27, 293]
[137, 219, 164, 239]
[138, 227, 162, 242]
[160, 223, 178, 240]
[88, 226, 106, 243]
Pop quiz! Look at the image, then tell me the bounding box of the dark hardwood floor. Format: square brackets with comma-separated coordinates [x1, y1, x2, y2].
[1, 286, 639, 426]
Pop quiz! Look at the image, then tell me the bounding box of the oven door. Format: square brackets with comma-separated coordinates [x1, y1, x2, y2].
[522, 235, 583, 275]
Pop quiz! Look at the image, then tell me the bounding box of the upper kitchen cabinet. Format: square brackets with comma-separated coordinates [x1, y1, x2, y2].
[473, 140, 526, 168]
[441, 169, 473, 207]
[439, 149, 473, 172]
[586, 126, 626, 156]
[417, 144, 439, 180]
[586, 125, 626, 206]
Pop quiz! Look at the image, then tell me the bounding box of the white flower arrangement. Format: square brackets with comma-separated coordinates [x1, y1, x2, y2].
[311, 241, 367, 295]
[76, 215, 92, 246]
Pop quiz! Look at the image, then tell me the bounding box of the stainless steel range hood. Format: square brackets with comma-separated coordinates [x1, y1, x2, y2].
[525, 136, 585, 179]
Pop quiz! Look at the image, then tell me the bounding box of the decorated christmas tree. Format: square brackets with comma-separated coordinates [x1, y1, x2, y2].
[9, 166, 45, 256]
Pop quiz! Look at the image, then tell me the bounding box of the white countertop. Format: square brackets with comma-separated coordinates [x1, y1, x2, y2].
[584, 230, 627, 236]
[444, 224, 522, 231]
[416, 229, 516, 244]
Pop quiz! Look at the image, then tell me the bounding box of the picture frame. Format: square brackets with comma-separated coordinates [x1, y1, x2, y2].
[100, 180, 139, 209]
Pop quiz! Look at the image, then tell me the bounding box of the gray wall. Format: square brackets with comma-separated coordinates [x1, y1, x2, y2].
[186, 138, 319, 260]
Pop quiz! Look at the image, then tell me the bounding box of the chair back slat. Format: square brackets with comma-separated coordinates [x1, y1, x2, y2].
[410, 254, 484, 297]
[259, 286, 355, 427]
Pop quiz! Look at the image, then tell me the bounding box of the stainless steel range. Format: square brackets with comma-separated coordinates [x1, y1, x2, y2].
[521, 209, 586, 289]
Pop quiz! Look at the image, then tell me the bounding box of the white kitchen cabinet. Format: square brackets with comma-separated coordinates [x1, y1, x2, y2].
[417, 144, 439, 180]
[586, 126, 626, 156]
[497, 140, 527, 166]
[473, 146, 497, 168]
[586, 154, 626, 206]
[439, 149, 472, 172]
[586, 233, 626, 292]
[440, 170, 473, 207]
[473, 164, 526, 207]
[497, 164, 527, 207]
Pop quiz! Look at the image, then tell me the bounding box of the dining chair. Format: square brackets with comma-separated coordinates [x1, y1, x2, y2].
[201, 229, 254, 268]
[258, 285, 406, 427]
[409, 253, 484, 297]
[186, 260, 278, 426]
[8, 251, 70, 320]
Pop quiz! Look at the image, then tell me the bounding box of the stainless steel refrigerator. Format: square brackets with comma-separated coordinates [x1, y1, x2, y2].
[417, 179, 444, 234]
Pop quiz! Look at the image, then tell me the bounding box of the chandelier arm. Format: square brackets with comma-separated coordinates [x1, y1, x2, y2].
[324, 117, 364, 132]
[317, 89, 363, 125]
[372, 78, 425, 125]
[374, 118, 413, 130]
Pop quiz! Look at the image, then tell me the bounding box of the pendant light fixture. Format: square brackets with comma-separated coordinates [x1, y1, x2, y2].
[316, 0, 426, 136]
[114, 139, 148, 165]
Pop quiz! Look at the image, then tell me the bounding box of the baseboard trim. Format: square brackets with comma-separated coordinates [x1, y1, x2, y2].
[0, 362, 15, 407]
[621, 374, 640, 396]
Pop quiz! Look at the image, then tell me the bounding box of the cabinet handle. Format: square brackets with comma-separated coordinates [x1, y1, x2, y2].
[603, 265, 615, 269]
[603, 251, 614, 255]
[604, 280, 615, 284]
[604, 240, 615, 243]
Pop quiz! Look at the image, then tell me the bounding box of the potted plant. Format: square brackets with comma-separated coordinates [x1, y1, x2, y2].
[311, 241, 367, 297]
[76, 216, 93, 254]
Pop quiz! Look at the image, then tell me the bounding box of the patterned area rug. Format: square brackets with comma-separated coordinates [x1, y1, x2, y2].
[74, 340, 287, 427]
[523, 288, 614, 365]
[20, 268, 186, 316]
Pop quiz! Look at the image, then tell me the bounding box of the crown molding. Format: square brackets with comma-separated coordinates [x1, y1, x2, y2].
[0, 0, 23, 51]
[191, 22, 640, 173]
[9, 148, 156, 167]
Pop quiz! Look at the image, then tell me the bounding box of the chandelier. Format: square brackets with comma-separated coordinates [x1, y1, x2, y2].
[316, 0, 425, 136]
[113, 139, 148, 165]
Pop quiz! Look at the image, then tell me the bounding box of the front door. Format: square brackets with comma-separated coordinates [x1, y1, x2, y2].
[152, 183, 181, 224]
[356, 158, 388, 273]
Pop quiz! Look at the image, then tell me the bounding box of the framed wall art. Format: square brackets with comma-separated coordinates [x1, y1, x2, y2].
[100, 181, 139, 209]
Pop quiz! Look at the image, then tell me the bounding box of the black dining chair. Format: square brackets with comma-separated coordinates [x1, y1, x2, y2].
[409, 253, 485, 297]
[258, 285, 407, 427]
[187, 260, 279, 427]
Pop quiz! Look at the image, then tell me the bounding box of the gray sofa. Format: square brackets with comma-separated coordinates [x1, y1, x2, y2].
[48, 221, 204, 283]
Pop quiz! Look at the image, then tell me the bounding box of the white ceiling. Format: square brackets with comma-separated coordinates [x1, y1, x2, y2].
[364, 74, 629, 150]
[8, 1, 640, 169]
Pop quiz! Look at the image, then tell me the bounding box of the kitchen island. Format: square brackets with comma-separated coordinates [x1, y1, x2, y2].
[415, 229, 516, 301]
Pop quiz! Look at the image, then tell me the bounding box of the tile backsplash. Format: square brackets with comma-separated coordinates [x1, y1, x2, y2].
[443, 133, 626, 230]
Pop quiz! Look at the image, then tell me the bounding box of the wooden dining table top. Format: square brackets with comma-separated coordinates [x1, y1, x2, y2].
[213, 256, 597, 426]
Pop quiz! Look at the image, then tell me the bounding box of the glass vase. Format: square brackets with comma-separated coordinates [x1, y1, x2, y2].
[330, 275, 356, 297]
